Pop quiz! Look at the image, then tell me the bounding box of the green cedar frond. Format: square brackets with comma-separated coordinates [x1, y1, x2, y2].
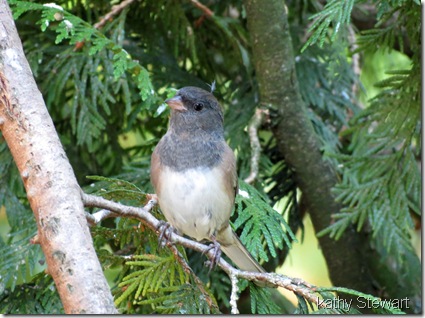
[85, 175, 146, 205]
[293, 293, 311, 314]
[302, 0, 355, 50]
[39, 47, 145, 149]
[184, 251, 231, 308]
[0, 149, 37, 290]
[9, 0, 154, 100]
[234, 181, 296, 262]
[297, 43, 359, 153]
[356, 26, 400, 54]
[320, 66, 420, 262]
[356, 1, 420, 55]
[0, 273, 63, 314]
[154, 283, 220, 314]
[250, 285, 282, 314]
[114, 254, 187, 307]
[112, 254, 220, 314]
[0, 235, 43, 292]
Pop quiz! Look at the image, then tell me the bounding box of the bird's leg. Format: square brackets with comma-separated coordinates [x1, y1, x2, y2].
[204, 236, 222, 271]
[156, 220, 176, 248]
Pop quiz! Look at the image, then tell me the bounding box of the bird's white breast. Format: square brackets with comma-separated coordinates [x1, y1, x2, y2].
[157, 166, 233, 242]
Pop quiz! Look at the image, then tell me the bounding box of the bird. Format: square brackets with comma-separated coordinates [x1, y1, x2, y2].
[150, 86, 266, 279]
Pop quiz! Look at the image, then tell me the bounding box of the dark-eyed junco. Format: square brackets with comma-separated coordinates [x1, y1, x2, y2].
[151, 86, 266, 278]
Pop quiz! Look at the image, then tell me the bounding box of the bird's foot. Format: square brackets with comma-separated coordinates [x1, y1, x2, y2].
[156, 221, 175, 248]
[204, 239, 221, 271]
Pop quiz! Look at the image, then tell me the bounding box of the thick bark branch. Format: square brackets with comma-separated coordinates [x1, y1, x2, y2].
[243, 0, 376, 300]
[0, 1, 116, 313]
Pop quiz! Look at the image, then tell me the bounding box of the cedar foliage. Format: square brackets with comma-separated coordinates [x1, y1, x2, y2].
[0, 0, 420, 314]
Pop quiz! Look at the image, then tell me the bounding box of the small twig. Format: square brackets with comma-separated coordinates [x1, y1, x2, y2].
[244, 108, 265, 184]
[190, 0, 214, 18]
[94, 0, 136, 30]
[168, 244, 219, 310]
[168, 246, 194, 279]
[88, 209, 117, 224]
[85, 212, 97, 226]
[85, 194, 157, 225]
[73, 0, 136, 51]
[30, 233, 40, 245]
[81, 192, 324, 307]
[229, 272, 239, 314]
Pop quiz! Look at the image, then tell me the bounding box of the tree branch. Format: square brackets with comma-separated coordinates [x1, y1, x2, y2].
[229, 273, 240, 314]
[73, 0, 136, 50]
[244, 108, 265, 184]
[81, 192, 330, 310]
[189, 0, 214, 18]
[0, 0, 116, 313]
[93, 0, 136, 30]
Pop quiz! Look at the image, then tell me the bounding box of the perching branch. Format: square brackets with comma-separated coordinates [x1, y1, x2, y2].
[81, 192, 328, 310]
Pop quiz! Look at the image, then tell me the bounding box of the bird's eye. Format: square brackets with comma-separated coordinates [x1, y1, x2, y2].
[194, 102, 204, 111]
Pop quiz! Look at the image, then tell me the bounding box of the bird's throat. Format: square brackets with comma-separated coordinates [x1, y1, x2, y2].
[157, 132, 225, 172]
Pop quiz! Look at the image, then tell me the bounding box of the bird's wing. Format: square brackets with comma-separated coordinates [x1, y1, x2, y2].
[150, 144, 162, 195]
[221, 143, 238, 200]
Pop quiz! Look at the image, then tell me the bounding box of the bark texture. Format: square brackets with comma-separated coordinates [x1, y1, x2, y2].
[243, 0, 376, 298]
[0, 1, 117, 313]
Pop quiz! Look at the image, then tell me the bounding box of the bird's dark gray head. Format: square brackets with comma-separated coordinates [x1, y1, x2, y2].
[165, 86, 224, 136]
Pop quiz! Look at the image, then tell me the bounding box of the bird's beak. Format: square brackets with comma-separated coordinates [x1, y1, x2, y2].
[165, 95, 187, 112]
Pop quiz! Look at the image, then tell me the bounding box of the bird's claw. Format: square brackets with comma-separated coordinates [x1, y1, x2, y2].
[204, 240, 221, 271]
[156, 221, 175, 248]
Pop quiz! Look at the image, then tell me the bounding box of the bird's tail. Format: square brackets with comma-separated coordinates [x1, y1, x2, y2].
[220, 230, 268, 287]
